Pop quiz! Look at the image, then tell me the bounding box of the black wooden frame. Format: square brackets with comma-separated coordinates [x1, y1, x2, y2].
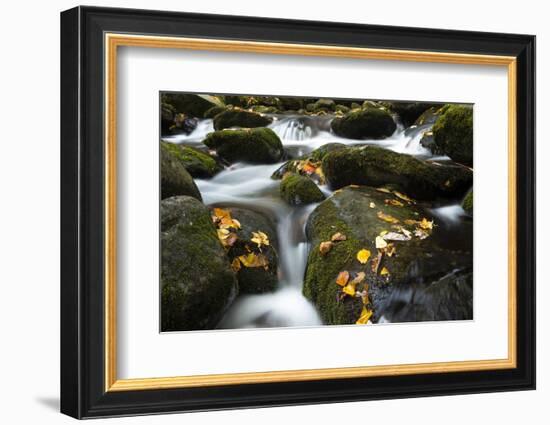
[60, 6, 536, 419]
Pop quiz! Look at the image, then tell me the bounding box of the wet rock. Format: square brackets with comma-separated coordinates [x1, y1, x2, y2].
[162, 93, 221, 118]
[414, 106, 444, 126]
[161, 141, 222, 178]
[280, 174, 326, 206]
[383, 102, 441, 127]
[161, 102, 176, 134]
[170, 113, 198, 135]
[322, 145, 472, 200]
[279, 97, 304, 111]
[303, 186, 472, 325]
[432, 105, 473, 166]
[203, 105, 227, 119]
[161, 196, 238, 331]
[203, 128, 284, 164]
[313, 98, 336, 112]
[213, 108, 273, 130]
[331, 107, 396, 140]
[225, 208, 279, 294]
[160, 143, 202, 200]
[462, 189, 473, 215]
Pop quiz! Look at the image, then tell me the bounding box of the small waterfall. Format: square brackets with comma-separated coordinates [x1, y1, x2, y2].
[271, 117, 313, 141]
[163, 119, 214, 145]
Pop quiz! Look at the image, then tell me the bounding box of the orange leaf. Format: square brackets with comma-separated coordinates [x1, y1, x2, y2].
[335, 271, 350, 287]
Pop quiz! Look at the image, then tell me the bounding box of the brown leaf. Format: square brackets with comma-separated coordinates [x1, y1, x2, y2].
[377, 211, 400, 224]
[335, 271, 350, 287]
[319, 241, 333, 255]
[350, 272, 366, 285]
[393, 191, 415, 204]
[385, 199, 405, 207]
[331, 232, 347, 242]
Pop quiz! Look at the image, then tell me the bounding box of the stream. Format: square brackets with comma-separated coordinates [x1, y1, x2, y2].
[164, 114, 464, 329]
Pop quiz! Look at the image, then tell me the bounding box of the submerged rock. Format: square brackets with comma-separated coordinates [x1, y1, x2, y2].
[303, 186, 473, 325]
[160, 143, 202, 200]
[161, 141, 222, 178]
[161, 196, 238, 331]
[432, 105, 473, 166]
[331, 107, 396, 140]
[322, 145, 472, 200]
[203, 128, 284, 164]
[280, 174, 326, 206]
[213, 108, 272, 130]
[224, 208, 280, 294]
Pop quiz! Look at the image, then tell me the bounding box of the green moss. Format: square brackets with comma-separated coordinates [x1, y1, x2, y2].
[322, 146, 472, 200]
[203, 127, 283, 164]
[213, 108, 273, 130]
[279, 174, 325, 205]
[160, 143, 202, 200]
[203, 105, 227, 119]
[331, 107, 396, 139]
[462, 189, 473, 215]
[384, 102, 441, 127]
[432, 105, 473, 166]
[161, 93, 217, 117]
[161, 142, 221, 178]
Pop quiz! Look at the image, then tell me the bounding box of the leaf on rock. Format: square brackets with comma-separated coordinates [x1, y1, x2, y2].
[319, 241, 333, 255]
[335, 271, 350, 287]
[356, 249, 371, 264]
[382, 243, 396, 257]
[419, 218, 434, 230]
[375, 236, 388, 249]
[371, 252, 383, 274]
[342, 282, 357, 296]
[251, 231, 270, 248]
[376, 187, 392, 194]
[414, 228, 430, 240]
[383, 231, 410, 241]
[331, 232, 347, 242]
[385, 199, 404, 207]
[238, 253, 269, 269]
[380, 267, 390, 276]
[369, 202, 376, 209]
[231, 257, 241, 272]
[393, 191, 415, 204]
[350, 272, 366, 285]
[356, 306, 373, 325]
[377, 211, 400, 224]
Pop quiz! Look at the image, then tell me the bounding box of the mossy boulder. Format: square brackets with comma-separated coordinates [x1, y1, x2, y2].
[303, 186, 473, 325]
[169, 113, 199, 135]
[280, 174, 326, 205]
[462, 189, 473, 215]
[279, 97, 304, 111]
[322, 146, 472, 200]
[224, 208, 279, 294]
[331, 107, 396, 139]
[203, 128, 284, 164]
[213, 108, 273, 130]
[203, 105, 227, 119]
[161, 102, 176, 133]
[162, 93, 220, 118]
[160, 143, 202, 200]
[383, 102, 441, 127]
[161, 142, 222, 178]
[161, 196, 238, 331]
[313, 98, 336, 112]
[432, 105, 473, 166]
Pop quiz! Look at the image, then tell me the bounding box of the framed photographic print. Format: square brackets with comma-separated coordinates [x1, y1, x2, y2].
[60, 6, 536, 419]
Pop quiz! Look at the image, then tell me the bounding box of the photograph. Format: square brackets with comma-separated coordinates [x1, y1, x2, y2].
[159, 93, 474, 332]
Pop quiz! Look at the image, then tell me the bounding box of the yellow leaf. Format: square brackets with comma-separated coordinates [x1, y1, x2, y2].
[376, 187, 392, 194]
[356, 306, 373, 325]
[419, 218, 434, 230]
[379, 230, 388, 236]
[377, 211, 400, 224]
[231, 218, 241, 229]
[251, 231, 270, 248]
[231, 257, 241, 272]
[331, 232, 347, 242]
[380, 267, 390, 276]
[213, 207, 231, 220]
[393, 191, 415, 204]
[375, 236, 388, 249]
[335, 271, 350, 287]
[369, 202, 376, 209]
[385, 199, 404, 207]
[217, 228, 230, 239]
[238, 253, 269, 268]
[319, 241, 333, 255]
[356, 249, 371, 264]
[342, 283, 356, 296]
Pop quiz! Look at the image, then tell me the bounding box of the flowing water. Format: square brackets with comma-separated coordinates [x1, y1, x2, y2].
[164, 114, 465, 329]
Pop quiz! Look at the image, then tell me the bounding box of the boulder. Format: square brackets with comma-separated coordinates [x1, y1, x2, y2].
[432, 105, 473, 166]
[169, 113, 198, 135]
[161, 102, 176, 134]
[161, 142, 222, 178]
[331, 107, 396, 139]
[303, 186, 473, 325]
[203, 128, 284, 164]
[224, 208, 280, 294]
[162, 93, 220, 118]
[160, 143, 202, 200]
[203, 105, 227, 119]
[213, 108, 273, 130]
[322, 146, 472, 200]
[462, 189, 473, 215]
[161, 196, 238, 331]
[383, 102, 441, 127]
[280, 174, 326, 205]
[279, 97, 304, 111]
[313, 98, 336, 112]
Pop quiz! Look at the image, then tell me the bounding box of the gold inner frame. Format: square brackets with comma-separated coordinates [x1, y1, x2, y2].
[104, 33, 517, 392]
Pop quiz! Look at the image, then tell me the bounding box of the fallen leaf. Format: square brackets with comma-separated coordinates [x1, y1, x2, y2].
[371, 252, 383, 274]
[301, 162, 317, 175]
[217, 228, 230, 239]
[231, 257, 241, 272]
[231, 218, 241, 229]
[356, 306, 373, 325]
[375, 236, 388, 249]
[393, 191, 415, 204]
[356, 249, 371, 264]
[377, 211, 400, 224]
[385, 199, 405, 207]
[251, 231, 270, 248]
[331, 232, 347, 242]
[213, 207, 231, 220]
[369, 202, 376, 209]
[342, 283, 357, 296]
[376, 187, 392, 194]
[419, 218, 434, 230]
[336, 271, 350, 287]
[350, 272, 366, 285]
[238, 253, 269, 268]
[383, 231, 410, 241]
[319, 241, 333, 255]
[380, 267, 390, 276]
[404, 219, 418, 226]
[414, 228, 430, 240]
